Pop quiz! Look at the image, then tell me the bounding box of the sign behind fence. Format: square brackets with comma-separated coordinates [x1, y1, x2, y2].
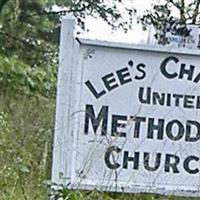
[52, 16, 200, 197]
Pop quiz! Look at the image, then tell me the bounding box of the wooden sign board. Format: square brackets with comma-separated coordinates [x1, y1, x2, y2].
[52, 16, 200, 197]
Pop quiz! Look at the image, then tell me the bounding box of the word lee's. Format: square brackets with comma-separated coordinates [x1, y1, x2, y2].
[85, 56, 200, 99]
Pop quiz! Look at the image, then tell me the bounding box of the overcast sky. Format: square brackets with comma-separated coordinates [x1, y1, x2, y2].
[80, 0, 155, 44]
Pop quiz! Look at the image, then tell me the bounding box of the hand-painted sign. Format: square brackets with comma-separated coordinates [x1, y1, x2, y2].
[52, 16, 200, 197]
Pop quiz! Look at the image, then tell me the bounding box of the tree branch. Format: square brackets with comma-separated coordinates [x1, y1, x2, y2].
[0, 0, 10, 15]
[192, 0, 200, 24]
[180, 0, 186, 24]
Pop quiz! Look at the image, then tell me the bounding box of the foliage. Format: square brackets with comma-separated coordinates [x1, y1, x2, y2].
[0, 0, 59, 68]
[0, 0, 135, 69]
[140, 0, 200, 44]
[0, 92, 54, 199]
[49, 186, 199, 200]
[1, 0, 200, 199]
[49, 0, 135, 31]
[0, 55, 56, 97]
[0, 0, 135, 199]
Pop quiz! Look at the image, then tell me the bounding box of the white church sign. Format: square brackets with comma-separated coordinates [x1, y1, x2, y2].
[52, 16, 200, 197]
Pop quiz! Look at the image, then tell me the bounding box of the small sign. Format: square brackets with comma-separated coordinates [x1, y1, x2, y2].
[165, 25, 199, 48]
[147, 25, 199, 48]
[52, 16, 200, 197]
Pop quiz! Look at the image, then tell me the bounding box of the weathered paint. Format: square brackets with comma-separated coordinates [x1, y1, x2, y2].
[52, 15, 200, 197]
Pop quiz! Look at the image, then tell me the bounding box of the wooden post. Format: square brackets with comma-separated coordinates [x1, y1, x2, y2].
[52, 15, 76, 185]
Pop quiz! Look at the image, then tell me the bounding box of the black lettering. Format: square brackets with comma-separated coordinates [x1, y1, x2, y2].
[165, 154, 180, 173]
[116, 67, 132, 85]
[104, 146, 121, 170]
[197, 96, 200, 109]
[183, 156, 199, 174]
[85, 80, 106, 99]
[166, 120, 184, 141]
[138, 87, 151, 104]
[84, 104, 108, 135]
[133, 116, 146, 138]
[186, 120, 200, 142]
[128, 60, 134, 67]
[123, 151, 139, 169]
[160, 56, 179, 79]
[173, 94, 183, 107]
[144, 152, 161, 171]
[135, 63, 146, 80]
[193, 72, 200, 83]
[111, 115, 127, 137]
[102, 73, 119, 91]
[152, 92, 165, 105]
[147, 118, 164, 140]
[184, 95, 195, 108]
[178, 64, 195, 81]
[166, 93, 171, 106]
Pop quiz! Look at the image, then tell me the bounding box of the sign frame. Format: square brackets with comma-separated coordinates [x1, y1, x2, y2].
[52, 15, 200, 197]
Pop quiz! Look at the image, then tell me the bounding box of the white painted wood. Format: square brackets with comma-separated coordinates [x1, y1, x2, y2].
[52, 15, 79, 185]
[53, 18, 200, 197]
[68, 43, 200, 197]
[77, 38, 200, 56]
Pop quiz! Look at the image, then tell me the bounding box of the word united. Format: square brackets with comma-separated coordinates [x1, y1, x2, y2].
[85, 56, 200, 103]
[83, 55, 200, 175]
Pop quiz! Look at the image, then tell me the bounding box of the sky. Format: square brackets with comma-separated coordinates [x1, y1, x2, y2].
[80, 0, 155, 44]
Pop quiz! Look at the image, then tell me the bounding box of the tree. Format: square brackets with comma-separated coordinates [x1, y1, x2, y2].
[0, 0, 135, 67]
[0, 0, 135, 199]
[0, 0, 135, 96]
[140, 0, 200, 45]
